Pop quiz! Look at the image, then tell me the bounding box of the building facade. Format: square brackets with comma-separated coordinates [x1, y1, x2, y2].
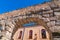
[13, 26, 51, 40]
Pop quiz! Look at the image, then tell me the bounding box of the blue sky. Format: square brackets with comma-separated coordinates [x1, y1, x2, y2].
[0, 0, 51, 14]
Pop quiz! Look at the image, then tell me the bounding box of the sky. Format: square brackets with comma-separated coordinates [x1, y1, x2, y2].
[0, 0, 51, 14]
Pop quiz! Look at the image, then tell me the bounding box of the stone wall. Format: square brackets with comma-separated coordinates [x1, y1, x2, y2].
[0, 1, 60, 40]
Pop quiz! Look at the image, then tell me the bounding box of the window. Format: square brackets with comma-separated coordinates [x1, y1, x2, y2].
[23, 22, 36, 27]
[18, 31, 22, 39]
[41, 29, 47, 39]
[29, 30, 33, 39]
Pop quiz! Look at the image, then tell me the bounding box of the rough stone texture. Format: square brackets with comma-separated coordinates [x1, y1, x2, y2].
[0, 0, 60, 40]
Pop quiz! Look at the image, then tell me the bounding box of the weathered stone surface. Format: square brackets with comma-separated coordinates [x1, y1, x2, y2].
[0, 0, 60, 40]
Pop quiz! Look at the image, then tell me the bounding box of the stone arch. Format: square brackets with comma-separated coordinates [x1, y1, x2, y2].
[11, 17, 52, 40]
[0, 20, 16, 40]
